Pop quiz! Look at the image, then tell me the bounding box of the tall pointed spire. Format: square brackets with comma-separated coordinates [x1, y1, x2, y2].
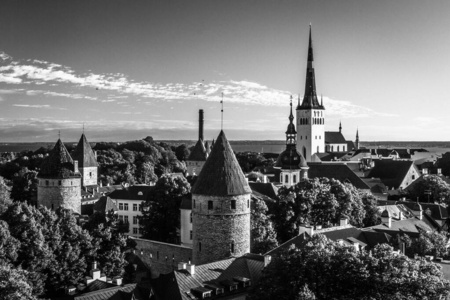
[356, 128, 359, 139]
[298, 24, 323, 110]
[339, 121, 342, 133]
[286, 96, 297, 145]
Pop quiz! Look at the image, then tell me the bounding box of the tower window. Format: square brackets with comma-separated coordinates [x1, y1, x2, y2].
[231, 241, 235, 253]
[89, 172, 92, 177]
[46, 180, 49, 186]
[247, 199, 249, 208]
[199, 242, 202, 252]
[231, 200, 236, 209]
[208, 201, 213, 210]
[190, 212, 192, 223]
[190, 230, 192, 240]
[58, 180, 61, 186]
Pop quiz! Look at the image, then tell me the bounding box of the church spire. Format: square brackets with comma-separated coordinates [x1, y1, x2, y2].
[298, 24, 322, 110]
[339, 121, 342, 133]
[286, 96, 297, 146]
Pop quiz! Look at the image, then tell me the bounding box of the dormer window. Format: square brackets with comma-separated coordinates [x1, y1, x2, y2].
[137, 191, 143, 196]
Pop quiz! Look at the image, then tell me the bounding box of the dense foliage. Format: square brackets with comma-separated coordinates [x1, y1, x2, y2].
[140, 174, 191, 243]
[407, 174, 450, 204]
[250, 234, 450, 300]
[271, 178, 381, 243]
[251, 197, 278, 254]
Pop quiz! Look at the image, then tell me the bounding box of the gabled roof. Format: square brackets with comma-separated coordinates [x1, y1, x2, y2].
[187, 139, 207, 161]
[365, 160, 415, 189]
[54, 283, 151, 300]
[94, 196, 118, 213]
[108, 185, 155, 201]
[38, 139, 81, 179]
[307, 163, 371, 189]
[71, 134, 98, 168]
[396, 201, 448, 221]
[248, 182, 279, 201]
[325, 132, 347, 144]
[192, 131, 251, 196]
[365, 217, 435, 238]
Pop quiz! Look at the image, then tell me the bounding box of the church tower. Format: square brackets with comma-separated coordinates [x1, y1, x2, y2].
[355, 129, 360, 150]
[297, 25, 325, 161]
[191, 130, 251, 265]
[275, 97, 309, 187]
[37, 139, 82, 214]
[186, 109, 208, 176]
[71, 133, 98, 187]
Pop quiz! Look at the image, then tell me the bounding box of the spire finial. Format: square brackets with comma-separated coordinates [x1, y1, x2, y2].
[289, 95, 294, 123]
[220, 92, 224, 130]
[339, 121, 342, 133]
[58, 130, 61, 140]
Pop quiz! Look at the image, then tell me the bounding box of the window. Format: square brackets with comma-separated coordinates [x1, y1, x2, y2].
[124, 216, 129, 224]
[58, 180, 61, 186]
[89, 172, 92, 177]
[190, 213, 192, 223]
[139, 228, 143, 234]
[139, 204, 142, 211]
[45, 180, 49, 186]
[285, 175, 289, 183]
[133, 228, 138, 234]
[231, 200, 236, 210]
[190, 230, 193, 240]
[118, 215, 124, 222]
[208, 201, 213, 210]
[51, 203, 54, 210]
[293, 175, 297, 183]
[199, 242, 202, 252]
[133, 204, 138, 211]
[231, 241, 235, 253]
[119, 203, 124, 210]
[412, 175, 415, 180]
[124, 203, 129, 211]
[133, 216, 138, 225]
[247, 199, 249, 208]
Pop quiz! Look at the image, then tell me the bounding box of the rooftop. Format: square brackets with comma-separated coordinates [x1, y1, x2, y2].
[38, 139, 81, 179]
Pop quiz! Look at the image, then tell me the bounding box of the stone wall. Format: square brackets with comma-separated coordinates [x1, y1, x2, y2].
[192, 194, 251, 265]
[81, 166, 98, 186]
[37, 178, 81, 214]
[132, 238, 193, 276]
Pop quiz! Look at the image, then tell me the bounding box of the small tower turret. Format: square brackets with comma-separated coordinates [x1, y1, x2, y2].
[355, 128, 360, 150]
[275, 97, 309, 187]
[192, 130, 251, 265]
[37, 139, 82, 213]
[71, 133, 98, 187]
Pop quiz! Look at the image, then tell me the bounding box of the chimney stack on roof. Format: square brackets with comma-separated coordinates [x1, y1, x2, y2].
[412, 202, 423, 220]
[186, 263, 195, 275]
[340, 217, 349, 226]
[381, 209, 392, 228]
[199, 109, 204, 141]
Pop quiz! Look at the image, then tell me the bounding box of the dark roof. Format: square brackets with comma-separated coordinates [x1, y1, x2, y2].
[347, 140, 356, 151]
[274, 146, 307, 169]
[397, 201, 448, 221]
[82, 280, 116, 293]
[108, 185, 155, 201]
[71, 134, 98, 168]
[267, 225, 391, 256]
[187, 139, 207, 161]
[307, 163, 371, 189]
[366, 217, 435, 238]
[180, 196, 192, 210]
[38, 139, 81, 179]
[314, 152, 348, 161]
[248, 182, 279, 200]
[325, 132, 347, 144]
[53, 283, 151, 300]
[365, 160, 415, 189]
[192, 130, 251, 196]
[94, 196, 118, 213]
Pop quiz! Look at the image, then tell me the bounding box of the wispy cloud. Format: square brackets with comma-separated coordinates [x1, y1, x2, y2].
[0, 51, 393, 118]
[13, 104, 67, 110]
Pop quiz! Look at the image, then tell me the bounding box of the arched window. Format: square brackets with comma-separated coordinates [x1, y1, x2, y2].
[331, 146, 334, 152]
[285, 174, 289, 183]
[337, 146, 340, 152]
[231, 241, 235, 253]
[303, 147, 307, 160]
[190, 213, 192, 223]
[293, 175, 297, 183]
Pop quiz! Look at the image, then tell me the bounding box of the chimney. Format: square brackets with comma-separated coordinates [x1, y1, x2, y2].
[198, 109, 204, 141]
[90, 261, 101, 280]
[186, 263, 195, 275]
[74, 160, 78, 172]
[438, 168, 442, 175]
[178, 262, 187, 270]
[340, 217, 348, 226]
[412, 202, 423, 220]
[398, 211, 403, 220]
[381, 210, 391, 228]
[263, 255, 272, 267]
[299, 224, 314, 237]
[423, 168, 428, 175]
[112, 277, 122, 286]
[65, 286, 77, 295]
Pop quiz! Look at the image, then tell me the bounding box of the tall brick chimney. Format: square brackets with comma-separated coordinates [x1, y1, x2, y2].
[199, 109, 204, 141]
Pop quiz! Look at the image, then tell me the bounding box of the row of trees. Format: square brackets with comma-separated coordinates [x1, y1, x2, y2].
[250, 234, 450, 300]
[0, 176, 135, 299]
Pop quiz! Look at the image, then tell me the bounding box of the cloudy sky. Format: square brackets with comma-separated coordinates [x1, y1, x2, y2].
[1, 0, 449, 142]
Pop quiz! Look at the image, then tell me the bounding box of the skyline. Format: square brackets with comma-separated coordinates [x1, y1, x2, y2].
[1, 0, 450, 142]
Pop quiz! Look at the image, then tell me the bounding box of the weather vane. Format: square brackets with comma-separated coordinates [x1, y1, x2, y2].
[220, 92, 224, 130]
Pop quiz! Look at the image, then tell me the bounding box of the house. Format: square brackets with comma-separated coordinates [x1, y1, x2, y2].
[307, 162, 371, 191]
[108, 184, 155, 237]
[364, 159, 420, 190]
[149, 253, 270, 300]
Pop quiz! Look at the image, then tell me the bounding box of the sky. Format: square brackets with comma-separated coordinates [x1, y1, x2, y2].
[0, 0, 450, 142]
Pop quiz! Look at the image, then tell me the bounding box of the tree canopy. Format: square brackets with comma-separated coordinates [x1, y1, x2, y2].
[407, 174, 450, 204]
[250, 234, 450, 300]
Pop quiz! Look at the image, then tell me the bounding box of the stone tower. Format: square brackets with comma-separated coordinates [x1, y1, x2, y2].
[37, 139, 82, 214]
[191, 130, 252, 265]
[275, 97, 309, 187]
[186, 109, 208, 176]
[71, 133, 98, 187]
[297, 25, 325, 161]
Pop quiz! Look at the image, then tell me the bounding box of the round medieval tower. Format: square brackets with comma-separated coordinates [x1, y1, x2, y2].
[37, 139, 82, 214]
[191, 130, 252, 265]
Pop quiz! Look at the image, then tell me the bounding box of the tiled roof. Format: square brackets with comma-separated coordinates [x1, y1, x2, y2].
[38, 139, 81, 179]
[307, 163, 371, 189]
[54, 283, 151, 300]
[314, 152, 348, 161]
[71, 134, 98, 168]
[396, 201, 448, 221]
[94, 196, 118, 213]
[187, 139, 207, 161]
[108, 185, 154, 201]
[365, 160, 415, 189]
[192, 130, 251, 196]
[325, 132, 347, 144]
[366, 217, 435, 238]
[248, 182, 279, 200]
[82, 280, 116, 293]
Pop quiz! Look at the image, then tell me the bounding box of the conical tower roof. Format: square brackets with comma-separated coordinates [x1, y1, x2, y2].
[187, 139, 208, 161]
[71, 133, 98, 168]
[192, 130, 251, 196]
[39, 139, 81, 179]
